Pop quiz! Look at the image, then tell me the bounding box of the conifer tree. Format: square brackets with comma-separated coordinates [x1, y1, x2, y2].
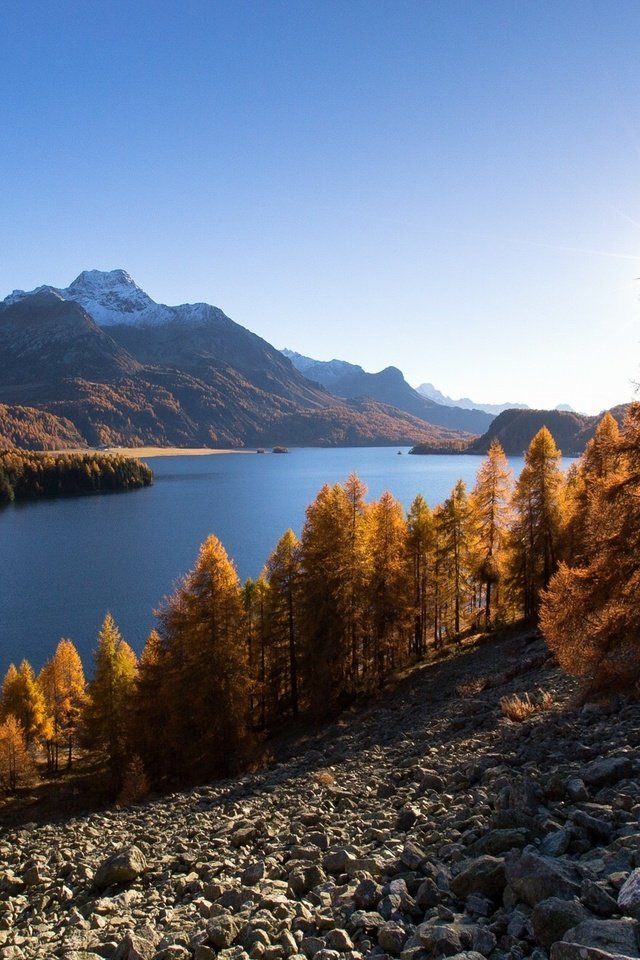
[541, 404, 640, 689]
[39, 639, 86, 770]
[0, 716, 33, 793]
[406, 494, 434, 658]
[83, 613, 137, 778]
[0, 660, 50, 745]
[129, 629, 165, 780]
[470, 439, 512, 628]
[157, 535, 251, 779]
[243, 576, 269, 731]
[263, 529, 301, 720]
[367, 492, 411, 686]
[438, 479, 473, 637]
[509, 427, 564, 619]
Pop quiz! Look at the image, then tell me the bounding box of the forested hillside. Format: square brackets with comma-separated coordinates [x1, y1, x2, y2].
[1, 405, 637, 803]
[0, 450, 152, 505]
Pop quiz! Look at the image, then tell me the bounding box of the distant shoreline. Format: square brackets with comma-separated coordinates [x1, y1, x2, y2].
[51, 446, 258, 459]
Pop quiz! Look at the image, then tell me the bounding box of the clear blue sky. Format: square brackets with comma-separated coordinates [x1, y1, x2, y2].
[1, 0, 639, 414]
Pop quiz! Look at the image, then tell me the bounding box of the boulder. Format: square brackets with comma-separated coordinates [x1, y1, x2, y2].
[561, 919, 640, 957]
[93, 846, 148, 889]
[504, 849, 581, 906]
[450, 856, 506, 902]
[531, 897, 591, 949]
[583, 757, 634, 788]
[618, 869, 640, 921]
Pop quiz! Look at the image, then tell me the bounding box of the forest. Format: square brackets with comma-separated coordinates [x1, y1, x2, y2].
[0, 404, 638, 801]
[0, 450, 152, 505]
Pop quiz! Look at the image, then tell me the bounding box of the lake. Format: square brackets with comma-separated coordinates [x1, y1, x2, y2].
[0, 448, 571, 675]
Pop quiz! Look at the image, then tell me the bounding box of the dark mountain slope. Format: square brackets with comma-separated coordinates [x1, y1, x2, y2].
[467, 405, 630, 456]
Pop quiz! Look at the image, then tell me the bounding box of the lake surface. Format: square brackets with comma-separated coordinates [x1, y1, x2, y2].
[0, 448, 572, 675]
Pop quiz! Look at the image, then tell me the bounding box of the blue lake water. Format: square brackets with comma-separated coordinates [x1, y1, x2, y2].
[0, 448, 572, 675]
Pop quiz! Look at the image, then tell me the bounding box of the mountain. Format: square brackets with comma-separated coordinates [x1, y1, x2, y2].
[416, 381, 530, 416]
[0, 272, 473, 449]
[282, 350, 494, 434]
[466, 405, 630, 456]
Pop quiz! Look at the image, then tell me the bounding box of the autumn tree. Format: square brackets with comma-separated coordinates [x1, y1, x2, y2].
[509, 427, 564, 619]
[541, 404, 640, 690]
[298, 476, 370, 712]
[83, 614, 138, 779]
[156, 535, 251, 779]
[0, 716, 33, 793]
[0, 660, 50, 745]
[243, 576, 270, 731]
[366, 491, 411, 686]
[406, 494, 434, 658]
[39, 639, 86, 770]
[263, 529, 301, 720]
[128, 629, 165, 780]
[470, 439, 513, 628]
[437, 479, 473, 637]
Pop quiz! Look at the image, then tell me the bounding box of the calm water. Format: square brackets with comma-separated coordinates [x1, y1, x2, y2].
[0, 448, 569, 675]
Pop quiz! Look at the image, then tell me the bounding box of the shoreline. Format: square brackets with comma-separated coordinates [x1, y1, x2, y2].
[51, 446, 259, 459]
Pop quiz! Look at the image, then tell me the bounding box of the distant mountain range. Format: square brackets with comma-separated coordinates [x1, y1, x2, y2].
[0, 271, 474, 449]
[281, 350, 494, 434]
[415, 382, 530, 416]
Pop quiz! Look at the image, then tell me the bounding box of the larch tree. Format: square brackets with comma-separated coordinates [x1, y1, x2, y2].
[0, 660, 50, 746]
[437, 479, 473, 638]
[509, 427, 564, 619]
[243, 576, 270, 731]
[366, 491, 411, 686]
[263, 529, 301, 720]
[0, 716, 33, 793]
[84, 613, 138, 779]
[129, 629, 165, 781]
[406, 494, 434, 658]
[541, 404, 640, 690]
[470, 439, 513, 629]
[157, 535, 251, 779]
[39, 639, 86, 771]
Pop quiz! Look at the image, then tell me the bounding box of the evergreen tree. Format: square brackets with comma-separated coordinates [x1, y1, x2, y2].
[438, 479, 473, 637]
[243, 576, 269, 731]
[0, 660, 50, 745]
[0, 716, 33, 793]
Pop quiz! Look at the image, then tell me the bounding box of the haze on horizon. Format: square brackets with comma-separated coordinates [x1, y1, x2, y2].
[1, 0, 638, 417]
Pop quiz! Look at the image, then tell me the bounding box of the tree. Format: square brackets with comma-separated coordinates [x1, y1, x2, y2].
[263, 529, 301, 720]
[470, 439, 513, 628]
[157, 535, 251, 779]
[129, 629, 165, 781]
[437, 479, 473, 637]
[509, 427, 564, 619]
[541, 404, 640, 690]
[406, 494, 434, 658]
[39, 639, 86, 770]
[243, 576, 270, 731]
[0, 660, 50, 745]
[83, 614, 137, 778]
[366, 491, 411, 686]
[0, 716, 33, 793]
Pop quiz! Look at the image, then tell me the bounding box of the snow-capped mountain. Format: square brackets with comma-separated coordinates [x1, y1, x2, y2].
[5, 269, 215, 328]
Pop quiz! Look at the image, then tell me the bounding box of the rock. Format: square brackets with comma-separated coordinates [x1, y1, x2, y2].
[561, 918, 640, 957]
[325, 930, 354, 952]
[566, 778, 589, 802]
[115, 930, 156, 960]
[551, 945, 637, 960]
[450, 856, 507, 902]
[531, 897, 591, 949]
[242, 861, 266, 886]
[504, 849, 582, 906]
[583, 757, 634, 788]
[415, 878, 440, 910]
[418, 771, 446, 793]
[207, 916, 239, 950]
[378, 922, 408, 955]
[468, 829, 530, 856]
[571, 810, 613, 843]
[618, 869, 640, 920]
[93, 846, 148, 889]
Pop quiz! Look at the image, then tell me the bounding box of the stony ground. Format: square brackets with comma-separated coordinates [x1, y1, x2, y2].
[1, 628, 640, 960]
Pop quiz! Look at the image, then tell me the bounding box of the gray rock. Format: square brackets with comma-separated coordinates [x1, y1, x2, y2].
[207, 916, 239, 950]
[93, 846, 148, 889]
[581, 881, 619, 918]
[378, 922, 408, 955]
[504, 849, 582, 906]
[531, 897, 591, 949]
[468, 829, 530, 857]
[450, 856, 506, 902]
[551, 945, 636, 960]
[583, 757, 634, 788]
[566, 778, 589, 802]
[618, 869, 640, 921]
[562, 918, 640, 957]
[242, 861, 266, 886]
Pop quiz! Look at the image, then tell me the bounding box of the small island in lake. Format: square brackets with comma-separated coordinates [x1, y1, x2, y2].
[0, 450, 153, 505]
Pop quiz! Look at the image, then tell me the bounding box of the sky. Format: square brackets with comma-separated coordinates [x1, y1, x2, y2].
[1, 0, 639, 415]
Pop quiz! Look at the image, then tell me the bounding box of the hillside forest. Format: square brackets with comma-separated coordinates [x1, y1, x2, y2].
[0, 405, 638, 803]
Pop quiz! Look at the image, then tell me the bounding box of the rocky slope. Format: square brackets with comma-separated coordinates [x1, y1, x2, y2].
[2, 631, 639, 960]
